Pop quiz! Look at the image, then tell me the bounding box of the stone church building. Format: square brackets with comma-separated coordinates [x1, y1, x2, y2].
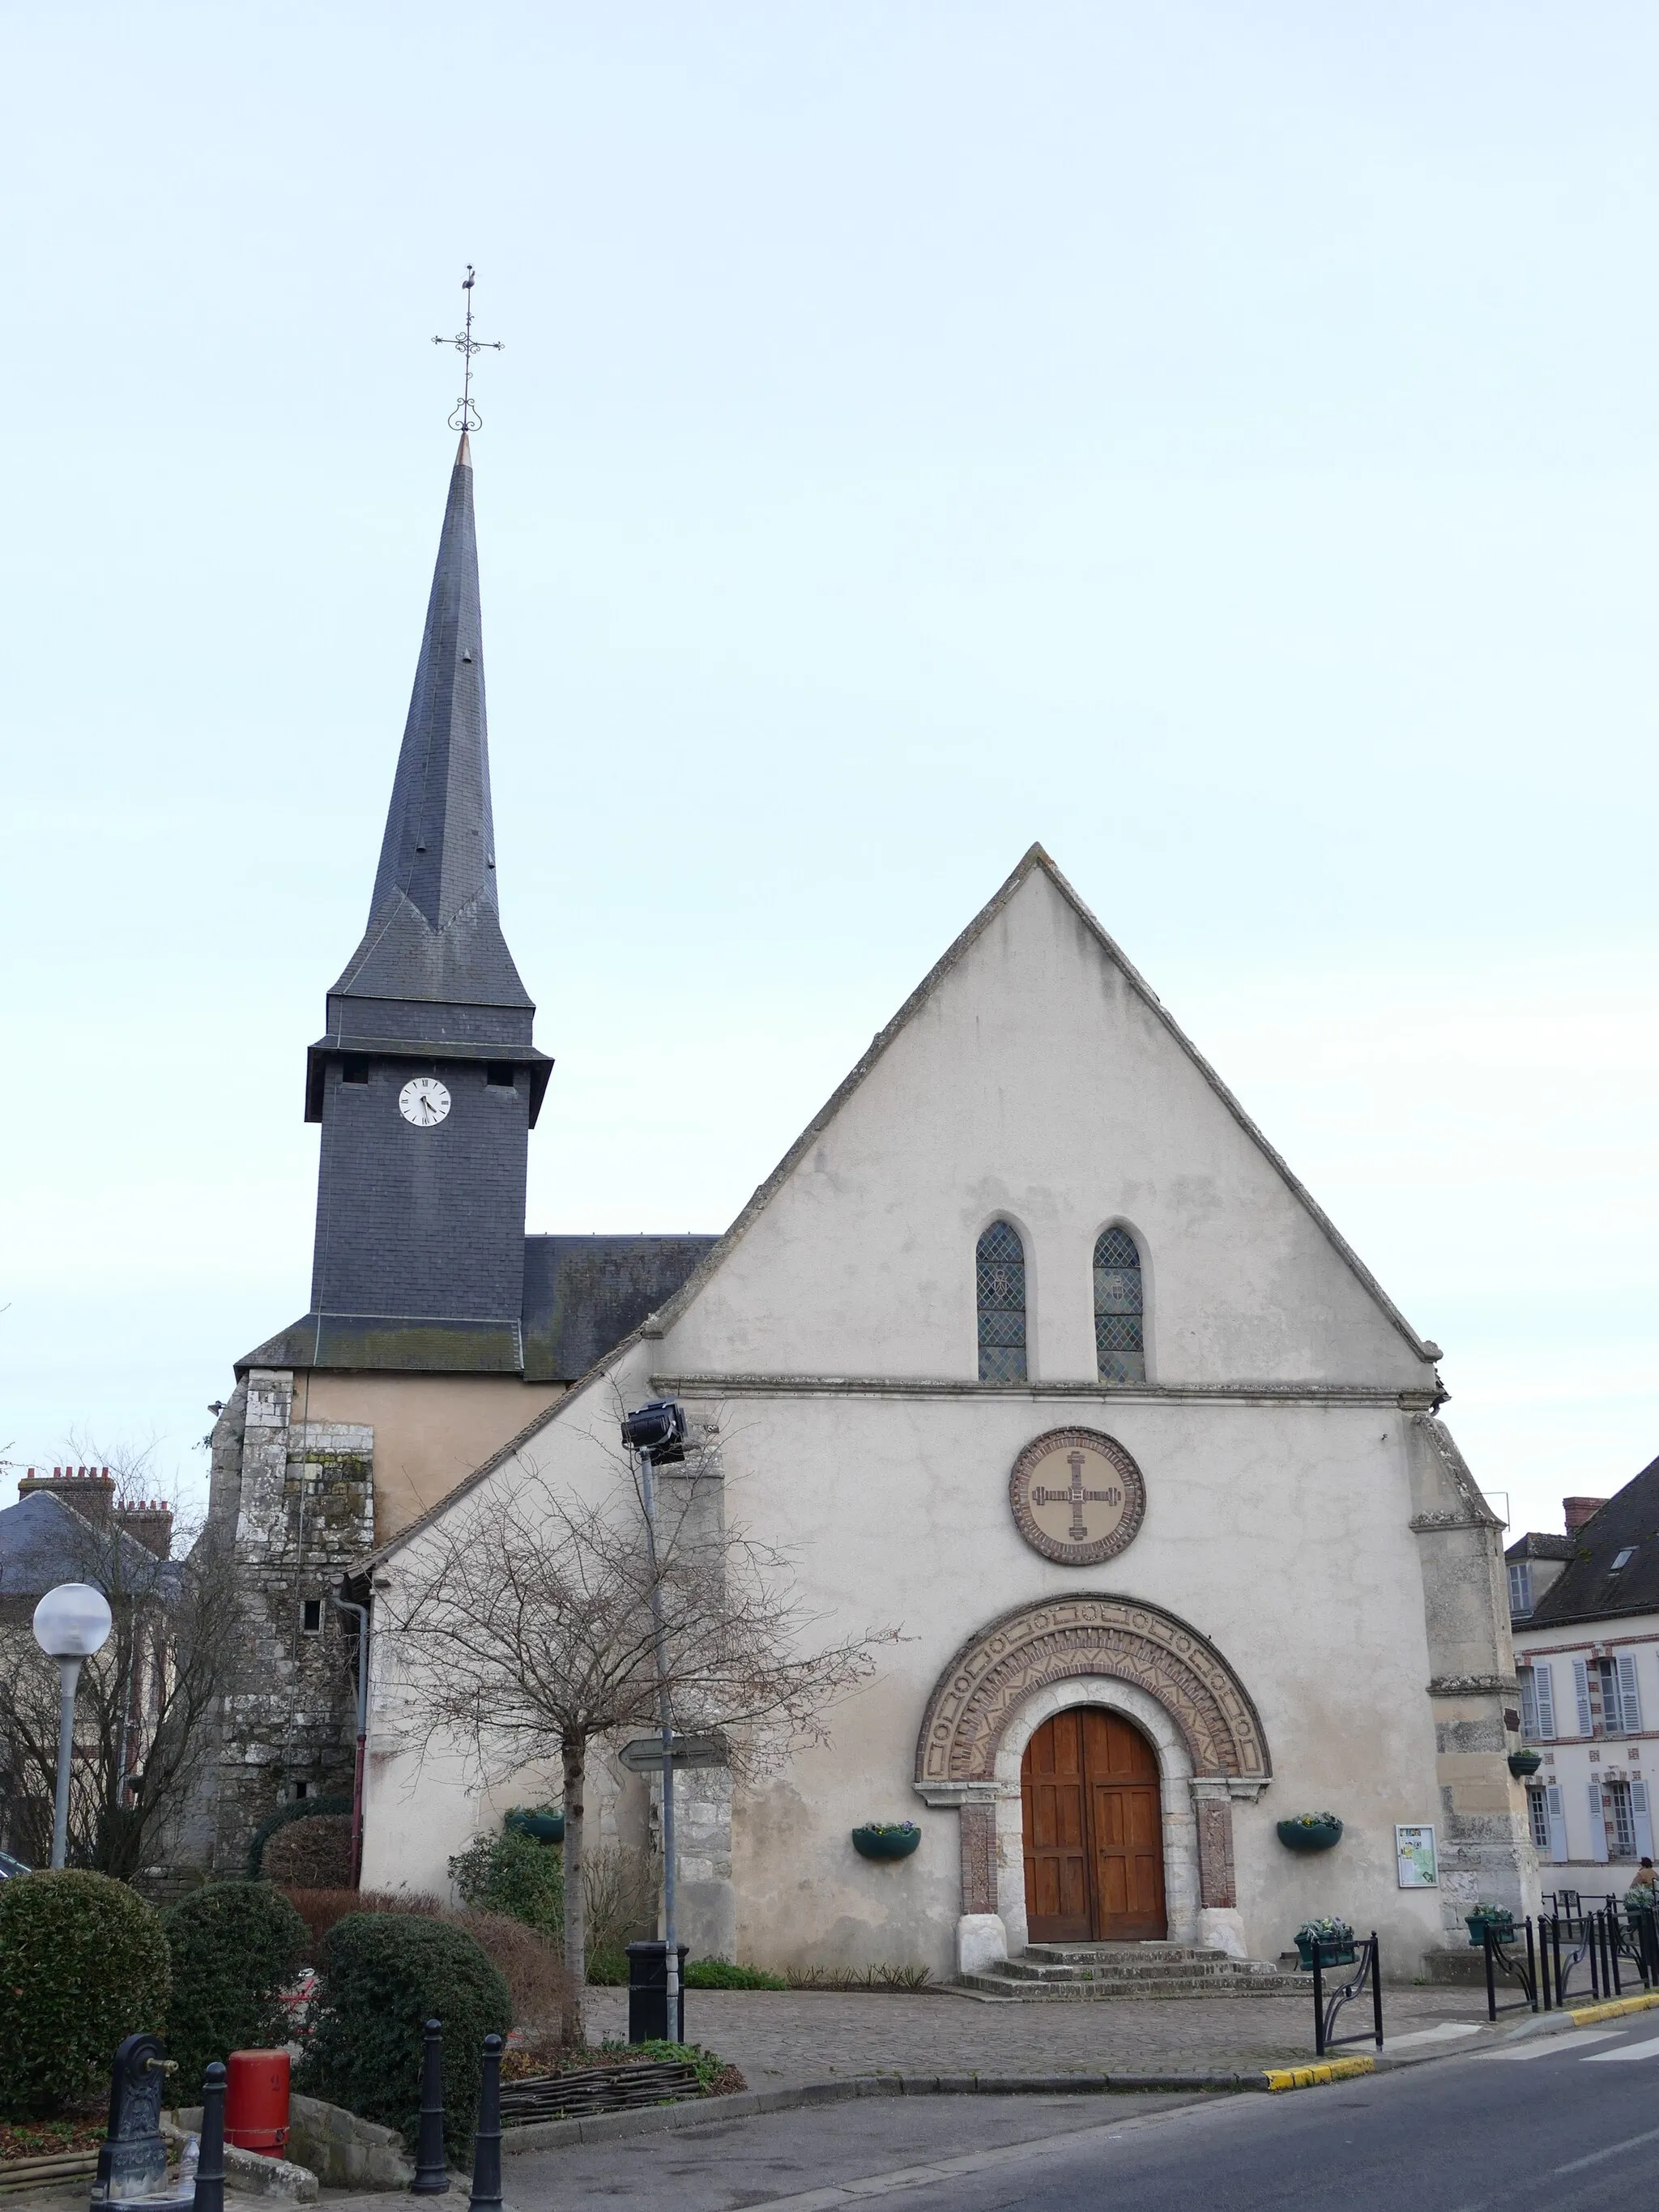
[208, 432, 1533, 1977]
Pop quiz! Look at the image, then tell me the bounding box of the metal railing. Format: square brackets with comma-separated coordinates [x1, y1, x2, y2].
[1307, 1933, 1384, 2057]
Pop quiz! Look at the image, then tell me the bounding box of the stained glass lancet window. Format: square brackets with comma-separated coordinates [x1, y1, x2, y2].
[976, 1220, 1028, 1383]
[1094, 1227, 1145, 1383]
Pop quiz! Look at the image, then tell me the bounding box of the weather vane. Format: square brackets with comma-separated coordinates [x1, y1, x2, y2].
[433, 266, 503, 433]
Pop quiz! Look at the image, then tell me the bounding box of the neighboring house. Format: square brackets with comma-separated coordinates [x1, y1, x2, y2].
[1510, 1474, 1659, 1880]
[0, 1468, 176, 1864]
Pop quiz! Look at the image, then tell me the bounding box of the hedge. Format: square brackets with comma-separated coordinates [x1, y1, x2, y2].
[162, 1882, 308, 2091]
[298, 1913, 510, 2159]
[0, 1872, 170, 2119]
[245, 1794, 352, 1878]
[263, 1816, 353, 1890]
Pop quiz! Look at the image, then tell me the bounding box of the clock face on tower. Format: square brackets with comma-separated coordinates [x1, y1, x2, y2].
[398, 1076, 451, 1127]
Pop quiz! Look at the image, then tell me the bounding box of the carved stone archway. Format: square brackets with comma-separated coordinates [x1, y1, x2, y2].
[913, 1596, 1272, 1969]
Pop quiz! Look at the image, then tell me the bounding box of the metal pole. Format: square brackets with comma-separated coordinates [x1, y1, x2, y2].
[467, 2035, 503, 2212]
[50, 1655, 83, 1869]
[412, 2019, 449, 2194]
[1370, 1935, 1384, 2048]
[194, 2063, 227, 2212]
[637, 1445, 679, 2036]
[1311, 1946, 1325, 2056]
[1525, 1918, 1537, 2012]
[1483, 1922, 1497, 2023]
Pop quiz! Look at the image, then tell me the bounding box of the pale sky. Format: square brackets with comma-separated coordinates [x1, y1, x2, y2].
[5, 3, 1658, 1538]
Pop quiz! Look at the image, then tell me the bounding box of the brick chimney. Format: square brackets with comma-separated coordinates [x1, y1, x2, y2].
[17, 1465, 116, 1521]
[117, 1500, 174, 1559]
[1564, 1496, 1609, 1535]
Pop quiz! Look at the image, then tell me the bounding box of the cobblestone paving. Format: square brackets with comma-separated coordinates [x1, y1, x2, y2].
[585, 1982, 1500, 2086]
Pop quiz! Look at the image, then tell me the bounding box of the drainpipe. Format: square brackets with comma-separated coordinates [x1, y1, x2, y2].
[331, 1588, 371, 1887]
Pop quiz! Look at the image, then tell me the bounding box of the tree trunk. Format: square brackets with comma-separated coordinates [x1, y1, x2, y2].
[561, 1731, 586, 2048]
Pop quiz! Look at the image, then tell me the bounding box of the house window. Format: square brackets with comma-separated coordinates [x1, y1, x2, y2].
[1508, 1562, 1533, 1617]
[1528, 1788, 1550, 1853]
[292, 1780, 310, 1802]
[976, 1221, 1027, 1383]
[1093, 1228, 1145, 1383]
[1600, 1656, 1643, 1736]
[1519, 1661, 1556, 1741]
[301, 1598, 322, 1634]
[1611, 1547, 1636, 1571]
[1605, 1779, 1637, 1859]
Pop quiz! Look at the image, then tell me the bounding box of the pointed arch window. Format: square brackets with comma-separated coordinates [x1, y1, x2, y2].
[1094, 1227, 1145, 1383]
[976, 1221, 1028, 1383]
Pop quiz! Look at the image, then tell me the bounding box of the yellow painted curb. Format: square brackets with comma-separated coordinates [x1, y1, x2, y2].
[1262, 2056, 1375, 2092]
[1567, 1990, 1659, 2027]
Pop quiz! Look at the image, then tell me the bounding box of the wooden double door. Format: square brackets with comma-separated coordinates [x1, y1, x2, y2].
[1021, 1707, 1166, 1942]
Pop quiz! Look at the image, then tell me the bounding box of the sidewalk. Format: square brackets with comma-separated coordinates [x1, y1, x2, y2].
[581, 1980, 1501, 2087]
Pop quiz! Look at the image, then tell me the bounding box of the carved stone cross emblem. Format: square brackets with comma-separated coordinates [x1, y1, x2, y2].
[1009, 1428, 1145, 1566]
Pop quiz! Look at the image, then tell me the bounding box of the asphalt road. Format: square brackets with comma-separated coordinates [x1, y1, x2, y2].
[493, 2015, 1659, 2212]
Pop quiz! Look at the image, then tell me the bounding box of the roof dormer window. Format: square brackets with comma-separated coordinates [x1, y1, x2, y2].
[1611, 1547, 1636, 1571]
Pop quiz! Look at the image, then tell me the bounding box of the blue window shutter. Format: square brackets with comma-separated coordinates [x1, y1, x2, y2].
[1617, 1654, 1642, 1736]
[1534, 1662, 1556, 1741]
[1520, 1669, 1540, 1740]
[1574, 1658, 1594, 1737]
[1546, 1785, 1568, 1861]
[1589, 1783, 1609, 1863]
[1634, 1781, 1655, 1861]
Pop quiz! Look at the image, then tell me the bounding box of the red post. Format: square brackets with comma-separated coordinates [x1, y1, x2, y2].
[224, 2050, 290, 2157]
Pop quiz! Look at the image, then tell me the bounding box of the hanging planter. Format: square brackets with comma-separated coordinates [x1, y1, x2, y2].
[851, 1823, 921, 1861]
[505, 1806, 565, 1845]
[1508, 1750, 1543, 1779]
[1277, 1813, 1343, 1853]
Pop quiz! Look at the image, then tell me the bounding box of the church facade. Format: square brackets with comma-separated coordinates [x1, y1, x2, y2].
[211, 433, 1535, 1976]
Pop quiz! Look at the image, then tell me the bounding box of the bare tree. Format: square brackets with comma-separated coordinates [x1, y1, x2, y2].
[380, 1419, 898, 2044]
[0, 1450, 239, 1878]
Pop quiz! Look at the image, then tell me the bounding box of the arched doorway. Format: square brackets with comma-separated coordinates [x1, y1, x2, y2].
[1021, 1707, 1166, 1941]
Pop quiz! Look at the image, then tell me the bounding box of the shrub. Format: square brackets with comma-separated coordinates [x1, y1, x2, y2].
[451, 1911, 568, 2038]
[586, 1946, 627, 1986]
[0, 1872, 170, 2119]
[245, 1794, 352, 1878]
[448, 1827, 563, 1939]
[264, 1816, 354, 1890]
[279, 1888, 440, 1959]
[684, 1958, 787, 1989]
[298, 1913, 510, 2159]
[162, 1883, 308, 2091]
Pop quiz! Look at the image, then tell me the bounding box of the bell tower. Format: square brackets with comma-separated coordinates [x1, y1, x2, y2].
[298, 431, 550, 1370]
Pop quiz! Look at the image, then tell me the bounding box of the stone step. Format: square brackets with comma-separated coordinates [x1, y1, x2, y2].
[957, 1946, 1307, 2002]
[957, 1965, 1307, 2002]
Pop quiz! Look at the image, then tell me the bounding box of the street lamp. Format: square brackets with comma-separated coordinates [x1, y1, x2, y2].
[620, 1400, 688, 2034]
[32, 1583, 113, 1869]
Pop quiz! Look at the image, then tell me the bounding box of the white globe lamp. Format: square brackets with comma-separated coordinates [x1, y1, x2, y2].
[32, 1583, 113, 1868]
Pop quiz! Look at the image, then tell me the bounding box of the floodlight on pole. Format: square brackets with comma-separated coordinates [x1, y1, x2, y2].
[32, 1583, 113, 1869]
[621, 1399, 689, 2037]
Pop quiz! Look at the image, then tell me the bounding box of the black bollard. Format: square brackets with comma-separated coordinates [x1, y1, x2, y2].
[467, 2035, 504, 2212]
[194, 2064, 227, 2212]
[412, 2018, 450, 2195]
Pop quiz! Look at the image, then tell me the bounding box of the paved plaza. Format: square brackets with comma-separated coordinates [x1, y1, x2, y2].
[582, 1979, 1500, 2086]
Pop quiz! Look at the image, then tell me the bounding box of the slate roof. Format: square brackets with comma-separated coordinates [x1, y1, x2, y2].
[1524, 1455, 1659, 1628]
[0, 1491, 177, 1604]
[522, 1235, 719, 1383]
[306, 434, 548, 1121]
[1505, 1532, 1576, 1566]
[237, 1232, 717, 1380]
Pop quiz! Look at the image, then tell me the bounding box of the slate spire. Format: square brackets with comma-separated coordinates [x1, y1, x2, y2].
[328, 432, 532, 1017]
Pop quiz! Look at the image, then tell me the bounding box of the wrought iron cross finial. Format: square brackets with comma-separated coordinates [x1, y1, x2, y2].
[432, 265, 503, 433]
